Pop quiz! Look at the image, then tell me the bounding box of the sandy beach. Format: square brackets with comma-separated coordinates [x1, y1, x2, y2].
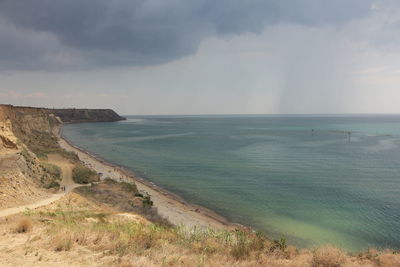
[56, 125, 235, 230]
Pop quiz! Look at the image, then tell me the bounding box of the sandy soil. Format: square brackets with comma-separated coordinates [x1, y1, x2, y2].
[57, 127, 235, 230]
[0, 152, 50, 210]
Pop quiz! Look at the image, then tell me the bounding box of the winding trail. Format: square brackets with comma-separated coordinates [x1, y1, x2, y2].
[0, 154, 77, 218]
[47, 154, 80, 192]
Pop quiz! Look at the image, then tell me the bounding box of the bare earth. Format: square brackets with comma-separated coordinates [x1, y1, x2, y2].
[0, 152, 50, 210]
[58, 130, 233, 230]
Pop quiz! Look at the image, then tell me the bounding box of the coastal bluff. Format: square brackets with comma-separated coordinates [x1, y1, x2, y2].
[0, 103, 125, 208]
[0, 104, 125, 124]
[47, 108, 126, 123]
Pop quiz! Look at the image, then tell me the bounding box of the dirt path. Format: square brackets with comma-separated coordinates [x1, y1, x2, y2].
[47, 154, 79, 192]
[0, 154, 77, 218]
[0, 193, 64, 218]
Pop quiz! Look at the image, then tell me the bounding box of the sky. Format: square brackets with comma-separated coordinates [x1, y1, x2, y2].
[0, 0, 400, 115]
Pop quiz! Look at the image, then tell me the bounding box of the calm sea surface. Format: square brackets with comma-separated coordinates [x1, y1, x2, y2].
[62, 115, 400, 251]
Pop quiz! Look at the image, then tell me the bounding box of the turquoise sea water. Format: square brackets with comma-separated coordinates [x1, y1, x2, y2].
[62, 115, 400, 251]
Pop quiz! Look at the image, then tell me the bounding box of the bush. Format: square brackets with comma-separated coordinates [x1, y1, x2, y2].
[121, 182, 138, 195]
[41, 163, 61, 180]
[312, 245, 348, 267]
[58, 150, 79, 163]
[55, 238, 73, 251]
[14, 218, 33, 233]
[271, 236, 287, 252]
[72, 164, 99, 184]
[45, 181, 60, 189]
[142, 195, 154, 208]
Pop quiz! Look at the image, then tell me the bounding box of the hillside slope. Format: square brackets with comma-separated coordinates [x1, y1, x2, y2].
[0, 104, 124, 209]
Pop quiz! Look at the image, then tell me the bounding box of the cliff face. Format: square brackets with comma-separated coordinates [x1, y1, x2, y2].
[0, 105, 58, 208]
[48, 108, 126, 123]
[0, 104, 125, 153]
[0, 104, 125, 208]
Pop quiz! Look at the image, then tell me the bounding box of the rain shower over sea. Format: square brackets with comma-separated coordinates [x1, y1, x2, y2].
[62, 115, 400, 251]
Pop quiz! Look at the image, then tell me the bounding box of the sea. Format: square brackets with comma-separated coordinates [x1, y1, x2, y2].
[62, 115, 400, 251]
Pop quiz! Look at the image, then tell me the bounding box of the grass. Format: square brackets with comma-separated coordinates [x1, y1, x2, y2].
[75, 180, 169, 227]
[54, 237, 73, 251]
[15, 201, 400, 267]
[312, 246, 348, 267]
[72, 164, 99, 184]
[18, 130, 79, 163]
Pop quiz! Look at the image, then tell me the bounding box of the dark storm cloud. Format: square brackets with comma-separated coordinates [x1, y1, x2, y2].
[0, 0, 374, 70]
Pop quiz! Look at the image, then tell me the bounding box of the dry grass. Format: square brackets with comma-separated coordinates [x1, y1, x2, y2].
[14, 218, 33, 233]
[54, 237, 73, 251]
[378, 252, 400, 267]
[5, 207, 400, 267]
[312, 246, 348, 267]
[75, 180, 171, 227]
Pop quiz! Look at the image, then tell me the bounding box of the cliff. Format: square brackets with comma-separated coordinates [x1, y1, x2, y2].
[0, 104, 125, 208]
[48, 108, 126, 123]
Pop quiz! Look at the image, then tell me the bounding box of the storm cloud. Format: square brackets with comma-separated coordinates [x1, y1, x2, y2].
[0, 0, 375, 70]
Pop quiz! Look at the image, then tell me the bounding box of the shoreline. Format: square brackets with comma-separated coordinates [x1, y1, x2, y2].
[56, 124, 239, 230]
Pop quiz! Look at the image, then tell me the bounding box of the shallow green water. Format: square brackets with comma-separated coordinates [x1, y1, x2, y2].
[62, 115, 400, 251]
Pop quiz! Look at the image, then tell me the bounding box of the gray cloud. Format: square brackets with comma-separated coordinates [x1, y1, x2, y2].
[0, 0, 375, 70]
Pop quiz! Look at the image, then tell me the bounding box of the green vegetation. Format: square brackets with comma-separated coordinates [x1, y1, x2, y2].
[45, 180, 60, 189]
[142, 195, 154, 208]
[271, 236, 287, 252]
[72, 164, 99, 184]
[27, 208, 286, 262]
[19, 130, 79, 162]
[19, 147, 34, 163]
[41, 162, 61, 180]
[75, 180, 167, 226]
[121, 181, 138, 194]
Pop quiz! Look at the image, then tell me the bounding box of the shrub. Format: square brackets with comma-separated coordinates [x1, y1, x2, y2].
[14, 218, 33, 233]
[41, 163, 61, 180]
[45, 181, 60, 189]
[271, 236, 287, 252]
[55, 238, 73, 251]
[312, 245, 348, 267]
[58, 150, 79, 163]
[142, 195, 154, 208]
[72, 164, 99, 184]
[121, 182, 138, 195]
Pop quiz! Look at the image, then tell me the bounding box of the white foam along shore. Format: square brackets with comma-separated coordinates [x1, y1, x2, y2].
[56, 125, 237, 230]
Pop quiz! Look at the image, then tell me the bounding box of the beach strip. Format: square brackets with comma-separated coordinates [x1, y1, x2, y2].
[56, 125, 236, 230]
